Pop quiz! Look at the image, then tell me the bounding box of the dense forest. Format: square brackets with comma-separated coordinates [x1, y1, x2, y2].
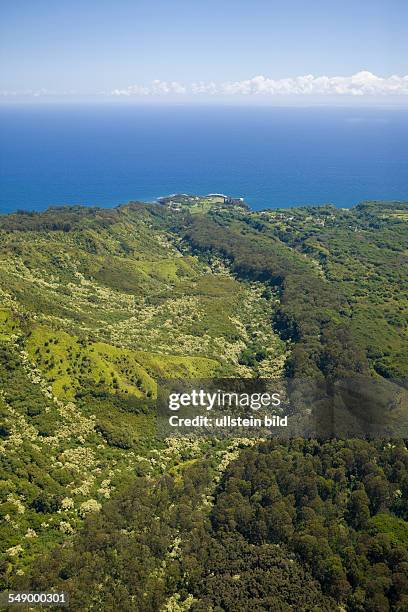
[0, 195, 407, 610]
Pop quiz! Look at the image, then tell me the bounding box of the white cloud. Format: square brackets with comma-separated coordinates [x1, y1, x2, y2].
[2, 72, 407, 100]
[111, 84, 150, 96]
[111, 80, 186, 96]
[0, 88, 76, 98]
[191, 81, 218, 95]
[110, 72, 408, 97]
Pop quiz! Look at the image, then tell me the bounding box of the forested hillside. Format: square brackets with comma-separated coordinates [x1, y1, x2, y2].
[0, 195, 407, 611]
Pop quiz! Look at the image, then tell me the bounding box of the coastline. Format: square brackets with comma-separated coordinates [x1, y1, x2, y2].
[2, 194, 408, 218]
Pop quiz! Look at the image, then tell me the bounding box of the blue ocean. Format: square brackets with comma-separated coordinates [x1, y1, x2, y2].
[0, 104, 407, 213]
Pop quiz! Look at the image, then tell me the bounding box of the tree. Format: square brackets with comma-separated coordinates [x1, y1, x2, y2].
[347, 489, 371, 529]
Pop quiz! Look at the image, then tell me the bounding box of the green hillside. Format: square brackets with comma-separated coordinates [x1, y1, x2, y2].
[0, 196, 407, 610]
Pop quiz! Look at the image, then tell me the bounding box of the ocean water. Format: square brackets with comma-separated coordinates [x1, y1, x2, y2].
[0, 104, 407, 213]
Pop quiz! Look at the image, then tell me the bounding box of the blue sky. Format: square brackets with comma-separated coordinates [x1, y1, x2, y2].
[1, 0, 407, 102]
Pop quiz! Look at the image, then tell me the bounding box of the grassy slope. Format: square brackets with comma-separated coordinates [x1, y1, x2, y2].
[0, 196, 406, 593]
[0, 199, 286, 581]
